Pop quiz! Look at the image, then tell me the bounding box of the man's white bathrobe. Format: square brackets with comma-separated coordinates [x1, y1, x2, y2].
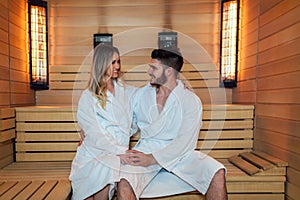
[125, 81, 225, 198]
[69, 82, 136, 200]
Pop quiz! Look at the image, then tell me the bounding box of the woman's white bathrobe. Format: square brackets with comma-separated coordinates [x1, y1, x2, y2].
[125, 81, 225, 198]
[69, 82, 136, 200]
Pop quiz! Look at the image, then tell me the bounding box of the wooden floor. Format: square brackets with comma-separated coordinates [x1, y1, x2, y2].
[0, 162, 71, 200]
[0, 159, 286, 200]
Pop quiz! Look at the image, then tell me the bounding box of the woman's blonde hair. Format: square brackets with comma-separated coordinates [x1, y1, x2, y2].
[88, 44, 120, 109]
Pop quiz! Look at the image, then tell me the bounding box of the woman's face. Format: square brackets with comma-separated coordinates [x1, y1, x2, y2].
[106, 52, 121, 79]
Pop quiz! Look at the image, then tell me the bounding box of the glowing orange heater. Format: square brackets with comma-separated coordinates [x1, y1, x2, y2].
[28, 0, 48, 90]
[220, 0, 239, 88]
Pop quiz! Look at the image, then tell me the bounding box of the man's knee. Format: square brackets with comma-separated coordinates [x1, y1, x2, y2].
[118, 178, 131, 187]
[117, 178, 135, 200]
[212, 169, 226, 186]
[216, 169, 225, 177]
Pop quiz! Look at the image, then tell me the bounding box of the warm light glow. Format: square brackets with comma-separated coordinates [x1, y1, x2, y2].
[221, 0, 238, 85]
[30, 5, 47, 84]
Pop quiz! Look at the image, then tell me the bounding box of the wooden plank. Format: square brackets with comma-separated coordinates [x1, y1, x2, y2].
[255, 128, 300, 155]
[202, 120, 253, 130]
[121, 71, 219, 81]
[252, 151, 288, 167]
[256, 115, 299, 138]
[259, 22, 300, 53]
[0, 129, 15, 142]
[16, 152, 76, 162]
[50, 81, 87, 90]
[181, 71, 219, 79]
[0, 108, 15, 119]
[16, 111, 76, 122]
[0, 181, 31, 200]
[202, 110, 254, 120]
[227, 181, 284, 193]
[44, 180, 71, 200]
[203, 104, 254, 110]
[259, 1, 300, 39]
[16, 142, 78, 152]
[255, 166, 286, 176]
[257, 88, 300, 104]
[15, 106, 75, 112]
[257, 71, 300, 91]
[228, 193, 284, 200]
[16, 122, 79, 132]
[50, 73, 89, 81]
[16, 132, 79, 142]
[14, 180, 45, 200]
[28, 180, 57, 200]
[49, 78, 219, 89]
[239, 152, 274, 170]
[0, 140, 14, 159]
[286, 181, 300, 200]
[0, 181, 17, 197]
[258, 37, 300, 66]
[0, 118, 15, 131]
[50, 65, 90, 73]
[202, 150, 251, 159]
[188, 79, 219, 88]
[197, 140, 253, 150]
[229, 156, 260, 175]
[0, 155, 14, 169]
[199, 130, 253, 140]
[121, 63, 217, 72]
[257, 54, 299, 78]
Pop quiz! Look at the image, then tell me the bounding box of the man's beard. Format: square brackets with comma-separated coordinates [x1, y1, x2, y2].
[150, 70, 167, 88]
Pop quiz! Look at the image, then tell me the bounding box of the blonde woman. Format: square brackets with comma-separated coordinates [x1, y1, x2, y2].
[69, 44, 136, 200]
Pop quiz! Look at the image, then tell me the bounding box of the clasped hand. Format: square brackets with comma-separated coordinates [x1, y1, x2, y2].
[118, 150, 157, 167]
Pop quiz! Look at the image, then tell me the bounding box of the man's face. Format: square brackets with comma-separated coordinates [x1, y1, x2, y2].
[147, 58, 167, 86]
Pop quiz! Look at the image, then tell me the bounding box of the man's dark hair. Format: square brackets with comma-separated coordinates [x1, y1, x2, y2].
[151, 49, 184, 76]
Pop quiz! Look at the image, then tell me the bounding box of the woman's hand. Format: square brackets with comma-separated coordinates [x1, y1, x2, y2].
[78, 129, 86, 146]
[118, 150, 157, 167]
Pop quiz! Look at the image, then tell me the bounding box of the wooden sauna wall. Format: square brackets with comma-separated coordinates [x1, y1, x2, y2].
[234, 0, 300, 199]
[36, 0, 232, 105]
[0, 0, 35, 108]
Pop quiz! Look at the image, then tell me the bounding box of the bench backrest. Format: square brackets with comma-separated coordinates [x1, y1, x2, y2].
[15, 105, 254, 162]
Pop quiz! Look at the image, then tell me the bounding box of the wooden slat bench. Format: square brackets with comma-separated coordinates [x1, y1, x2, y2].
[0, 108, 15, 169]
[45, 63, 231, 106]
[0, 105, 287, 200]
[50, 63, 220, 90]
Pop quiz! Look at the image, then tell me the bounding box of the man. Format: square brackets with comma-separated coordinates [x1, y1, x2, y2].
[118, 49, 227, 200]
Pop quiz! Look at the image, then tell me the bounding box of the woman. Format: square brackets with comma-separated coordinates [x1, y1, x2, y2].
[69, 44, 137, 200]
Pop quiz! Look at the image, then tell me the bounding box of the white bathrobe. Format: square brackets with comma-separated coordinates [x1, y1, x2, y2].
[69, 82, 136, 200]
[125, 81, 225, 198]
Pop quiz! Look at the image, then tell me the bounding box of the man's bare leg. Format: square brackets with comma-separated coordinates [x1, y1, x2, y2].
[85, 184, 110, 200]
[117, 178, 136, 200]
[206, 169, 228, 200]
[93, 184, 110, 200]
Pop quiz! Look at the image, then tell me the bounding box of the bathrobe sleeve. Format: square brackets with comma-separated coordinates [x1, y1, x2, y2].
[152, 91, 202, 170]
[77, 90, 121, 154]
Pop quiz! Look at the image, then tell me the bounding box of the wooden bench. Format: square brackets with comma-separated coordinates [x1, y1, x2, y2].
[0, 108, 15, 169]
[0, 105, 287, 200]
[42, 63, 231, 106]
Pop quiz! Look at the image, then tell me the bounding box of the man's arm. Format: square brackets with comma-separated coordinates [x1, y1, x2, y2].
[121, 94, 202, 168]
[152, 96, 202, 169]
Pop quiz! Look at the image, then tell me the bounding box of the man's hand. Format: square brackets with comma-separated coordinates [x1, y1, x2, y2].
[118, 150, 157, 167]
